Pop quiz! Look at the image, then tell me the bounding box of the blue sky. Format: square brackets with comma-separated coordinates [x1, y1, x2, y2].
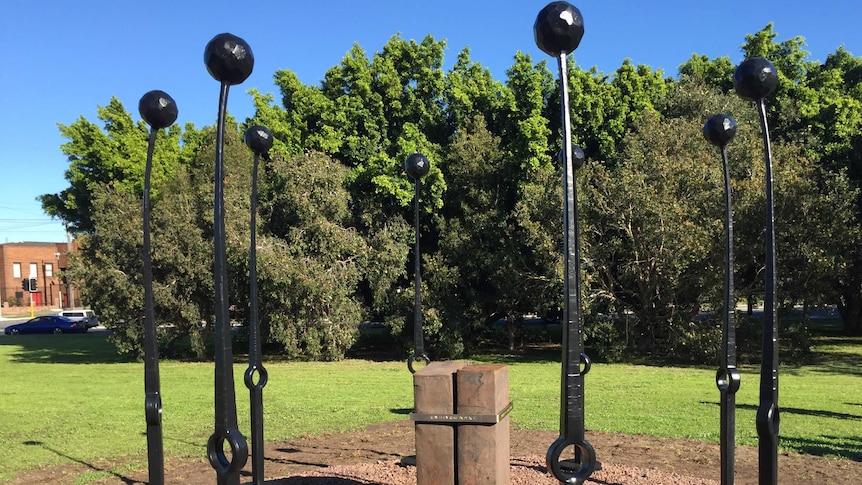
[2, 0, 860, 243]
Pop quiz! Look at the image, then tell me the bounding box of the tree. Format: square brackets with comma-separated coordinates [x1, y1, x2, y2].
[252, 151, 371, 360]
[676, 24, 862, 335]
[582, 108, 724, 356]
[40, 97, 187, 233]
[425, 114, 561, 354]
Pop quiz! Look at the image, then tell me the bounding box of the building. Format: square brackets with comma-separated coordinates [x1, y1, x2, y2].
[0, 241, 78, 309]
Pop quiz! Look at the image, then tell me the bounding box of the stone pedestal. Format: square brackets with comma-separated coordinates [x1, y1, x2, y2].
[412, 362, 511, 485]
[456, 364, 510, 484]
[414, 361, 468, 485]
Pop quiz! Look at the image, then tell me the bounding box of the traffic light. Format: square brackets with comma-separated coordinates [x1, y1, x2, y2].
[28, 278, 37, 292]
[22, 279, 29, 291]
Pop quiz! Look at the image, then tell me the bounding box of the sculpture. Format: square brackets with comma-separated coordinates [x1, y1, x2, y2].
[534, 2, 596, 483]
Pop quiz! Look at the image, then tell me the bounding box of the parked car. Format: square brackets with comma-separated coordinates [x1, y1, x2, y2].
[4, 315, 88, 335]
[58, 309, 100, 328]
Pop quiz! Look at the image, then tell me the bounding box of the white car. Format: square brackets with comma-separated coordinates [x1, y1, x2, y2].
[58, 309, 100, 329]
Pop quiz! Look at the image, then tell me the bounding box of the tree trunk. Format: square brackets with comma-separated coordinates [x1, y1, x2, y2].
[838, 291, 862, 336]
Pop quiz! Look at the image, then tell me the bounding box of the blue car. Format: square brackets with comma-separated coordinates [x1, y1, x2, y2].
[4, 315, 88, 335]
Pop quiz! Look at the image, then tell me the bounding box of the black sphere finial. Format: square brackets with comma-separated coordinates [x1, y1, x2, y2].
[558, 145, 586, 170]
[405, 153, 430, 180]
[204, 33, 254, 85]
[703, 114, 737, 148]
[534, 1, 584, 57]
[734, 57, 778, 101]
[244, 125, 274, 155]
[139, 90, 178, 129]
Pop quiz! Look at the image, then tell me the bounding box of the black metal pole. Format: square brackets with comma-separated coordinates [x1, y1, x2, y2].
[704, 113, 741, 485]
[755, 97, 780, 485]
[204, 33, 254, 485]
[734, 57, 780, 485]
[142, 128, 164, 485]
[412, 178, 424, 356]
[534, 3, 595, 483]
[405, 153, 430, 373]
[138, 90, 178, 485]
[243, 125, 273, 485]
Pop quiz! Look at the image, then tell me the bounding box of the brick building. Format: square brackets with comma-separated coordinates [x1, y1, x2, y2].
[0, 241, 79, 309]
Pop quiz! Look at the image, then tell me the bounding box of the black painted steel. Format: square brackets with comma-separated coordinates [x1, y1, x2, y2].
[704, 113, 741, 485]
[405, 153, 431, 373]
[734, 57, 780, 485]
[534, 1, 584, 57]
[138, 89, 178, 485]
[243, 125, 273, 485]
[204, 32, 253, 485]
[535, 3, 596, 483]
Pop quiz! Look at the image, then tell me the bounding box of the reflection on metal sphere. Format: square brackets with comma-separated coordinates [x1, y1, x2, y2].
[244, 125, 274, 155]
[734, 57, 778, 101]
[558, 144, 586, 170]
[703, 114, 737, 148]
[405, 153, 430, 179]
[204, 33, 255, 85]
[534, 1, 584, 57]
[139, 90, 178, 129]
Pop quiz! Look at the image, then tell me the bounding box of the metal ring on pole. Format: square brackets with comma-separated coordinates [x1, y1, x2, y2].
[405, 153, 431, 373]
[704, 112, 740, 485]
[204, 32, 253, 485]
[243, 124, 273, 485]
[534, 4, 597, 483]
[407, 353, 431, 374]
[734, 56, 780, 485]
[138, 89, 178, 485]
[546, 437, 596, 484]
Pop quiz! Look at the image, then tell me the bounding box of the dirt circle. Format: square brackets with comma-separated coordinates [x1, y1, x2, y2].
[8, 420, 861, 484]
[287, 456, 719, 484]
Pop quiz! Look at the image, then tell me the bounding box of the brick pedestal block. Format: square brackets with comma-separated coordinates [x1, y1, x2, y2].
[457, 364, 510, 484]
[413, 362, 511, 485]
[414, 361, 469, 485]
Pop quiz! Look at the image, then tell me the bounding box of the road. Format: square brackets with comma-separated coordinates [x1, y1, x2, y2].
[0, 317, 30, 333]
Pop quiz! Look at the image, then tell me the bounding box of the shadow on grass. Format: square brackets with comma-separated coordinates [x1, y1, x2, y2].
[0, 333, 133, 364]
[778, 435, 862, 461]
[469, 343, 561, 364]
[807, 351, 862, 377]
[699, 402, 862, 460]
[701, 402, 862, 422]
[22, 440, 137, 484]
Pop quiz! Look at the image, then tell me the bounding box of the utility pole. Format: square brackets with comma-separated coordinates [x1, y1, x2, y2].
[66, 222, 75, 308]
[55, 252, 63, 309]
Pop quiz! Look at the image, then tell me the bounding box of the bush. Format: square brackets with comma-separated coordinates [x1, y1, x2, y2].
[4, 296, 22, 307]
[735, 311, 812, 364]
[584, 314, 626, 363]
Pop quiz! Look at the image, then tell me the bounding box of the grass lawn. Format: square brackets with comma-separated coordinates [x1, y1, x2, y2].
[1, 330, 860, 482]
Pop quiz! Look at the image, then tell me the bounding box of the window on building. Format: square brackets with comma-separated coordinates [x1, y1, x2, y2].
[29, 263, 37, 278]
[13, 262, 21, 278]
[45, 263, 53, 277]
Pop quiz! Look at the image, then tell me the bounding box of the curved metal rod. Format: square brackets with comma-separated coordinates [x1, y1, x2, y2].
[754, 98, 779, 485]
[545, 51, 595, 485]
[409, 177, 429, 373]
[142, 127, 164, 485]
[717, 143, 741, 485]
[244, 148, 268, 485]
[407, 353, 430, 374]
[206, 81, 249, 485]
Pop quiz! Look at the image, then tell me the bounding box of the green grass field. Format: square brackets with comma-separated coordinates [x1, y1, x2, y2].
[1, 331, 860, 482]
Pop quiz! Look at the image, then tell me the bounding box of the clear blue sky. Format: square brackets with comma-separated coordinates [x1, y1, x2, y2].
[2, 0, 860, 243]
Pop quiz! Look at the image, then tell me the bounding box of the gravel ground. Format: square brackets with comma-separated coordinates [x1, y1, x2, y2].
[286, 456, 720, 484]
[8, 419, 860, 484]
